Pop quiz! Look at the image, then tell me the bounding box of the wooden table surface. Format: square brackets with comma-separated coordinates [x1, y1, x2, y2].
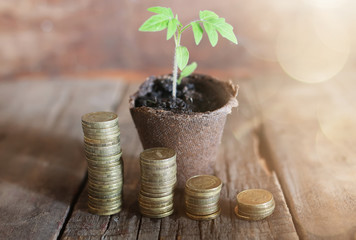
[0, 74, 355, 240]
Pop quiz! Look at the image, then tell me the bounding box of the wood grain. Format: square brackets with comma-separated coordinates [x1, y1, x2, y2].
[62, 79, 298, 239]
[252, 75, 356, 239]
[0, 79, 126, 239]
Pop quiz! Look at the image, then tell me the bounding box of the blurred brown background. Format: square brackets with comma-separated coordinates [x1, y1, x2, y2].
[1, 0, 356, 82]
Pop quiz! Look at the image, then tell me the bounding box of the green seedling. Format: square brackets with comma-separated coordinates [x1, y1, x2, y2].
[139, 6, 237, 99]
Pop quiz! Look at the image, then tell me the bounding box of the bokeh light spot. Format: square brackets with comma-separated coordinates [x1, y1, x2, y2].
[276, 15, 350, 83]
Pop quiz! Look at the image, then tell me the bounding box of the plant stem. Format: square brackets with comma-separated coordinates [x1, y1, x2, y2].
[171, 21, 201, 99]
[172, 30, 181, 100]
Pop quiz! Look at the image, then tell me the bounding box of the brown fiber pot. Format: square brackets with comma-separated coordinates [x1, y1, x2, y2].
[129, 74, 239, 187]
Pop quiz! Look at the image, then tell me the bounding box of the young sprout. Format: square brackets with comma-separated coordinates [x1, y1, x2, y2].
[139, 7, 238, 99]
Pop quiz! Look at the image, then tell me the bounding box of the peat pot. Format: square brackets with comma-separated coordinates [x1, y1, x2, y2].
[129, 74, 238, 187]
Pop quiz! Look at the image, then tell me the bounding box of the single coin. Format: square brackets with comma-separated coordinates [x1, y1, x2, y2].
[86, 154, 122, 164]
[87, 162, 122, 171]
[82, 112, 118, 125]
[234, 206, 274, 221]
[138, 193, 173, 203]
[140, 185, 175, 195]
[140, 208, 174, 218]
[139, 198, 173, 208]
[84, 136, 120, 145]
[139, 189, 173, 198]
[185, 208, 221, 221]
[184, 188, 221, 199]
[83, 125, 120, 133]
[185, 194, 220, 206]
[140, 147, 176, 163]
[88, 199, 122, 208]
[186, 175, 222, 193]
[140, 202, 173, 211]
[88, 205, 122, 216]
[186, 204, 220, 216]
[88, 194, 122, 203]
[236, 189, 274, 209]
[84, 132, 121, 140]
[140, 161, 176, 171]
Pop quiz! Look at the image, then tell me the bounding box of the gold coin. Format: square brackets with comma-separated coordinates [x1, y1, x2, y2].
[88, 184, 122, 194]
[82, 112, 118, 126]
[184, 188, 221, 199]
[87, 162, 122, 171]
[140, 185, 175, 195]
[140, 170, 176, 178]
[185, 204, 220, 216]
[140, 161, 176, 170]
[139, 189, 173, 198]
[83, 125, 120, 133]
[88, 188, 121, 197]
[84, 146, 121, 156]
[88, 199, 122, 208]
[87, 164, 122, 174]
[185, 194, 220, 206]
[140, 208, 174, 218]
[236, 189, 274, 209]
[82, 120, 118, 130]
[140, 175, 176, 184]
[186, 175, 222, 193]
[234, 206, 274, 221]
[88, 194, 122, 202]
[84, 132, 121, 140]
[86, 156, 122, 166]
[85, 142, 120, 151]
[84, 136, 120, 145]
[185, 208, 221, 221]
[88, 182, 123, 191]
[88, 205, 122, 216]
[138, 193, 173, 203]
[140, 147, 176, 163]
[139, 197, 173, 208]
[140, 203, 173, 214]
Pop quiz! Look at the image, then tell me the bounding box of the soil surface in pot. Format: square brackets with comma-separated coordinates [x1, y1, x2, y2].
[134, 76, 220, 113]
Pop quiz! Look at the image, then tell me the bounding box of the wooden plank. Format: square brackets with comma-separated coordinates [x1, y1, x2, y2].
[0, 79, 126, 240]
[254, 75, 356, 239]
[62, 79, 298, 239]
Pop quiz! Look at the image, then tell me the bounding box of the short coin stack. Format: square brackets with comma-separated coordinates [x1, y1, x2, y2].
[234, 189, 275, 220]
[138, 147, 177, 218]
[81, 111, 123, 216]
[185, 175, 222, 220]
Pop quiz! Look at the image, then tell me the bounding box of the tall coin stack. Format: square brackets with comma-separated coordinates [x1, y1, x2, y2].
[138, 147, 177, 218]
[185, 175, 222, 220]
[234, 189, 275, 221]
[81, 111, 123, 216]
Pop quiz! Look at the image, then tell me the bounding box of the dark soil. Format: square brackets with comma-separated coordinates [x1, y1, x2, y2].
[134, 76, 217, 113]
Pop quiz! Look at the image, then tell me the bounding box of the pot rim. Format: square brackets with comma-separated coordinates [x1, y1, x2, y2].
[129, 73, 239, 117]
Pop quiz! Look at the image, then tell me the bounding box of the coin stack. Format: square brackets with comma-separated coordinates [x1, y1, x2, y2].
[81, 111, 123, 216]
[184, 175, 222, 220]
[138, 147, 177, 218]
[234, 189, 275, 221]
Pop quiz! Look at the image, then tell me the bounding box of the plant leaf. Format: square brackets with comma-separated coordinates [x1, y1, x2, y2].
[178, 62, 197, 84]
[210, 18, 238, 44]
[203, 22, 218, 47]
[199, 10, 219, 21]
[148, 7, 174, 18]
[167, 18, 178, 40]
[139, 14, 170, 32]
[176, 46, 189, 70]
[191, 22, 203, 45]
